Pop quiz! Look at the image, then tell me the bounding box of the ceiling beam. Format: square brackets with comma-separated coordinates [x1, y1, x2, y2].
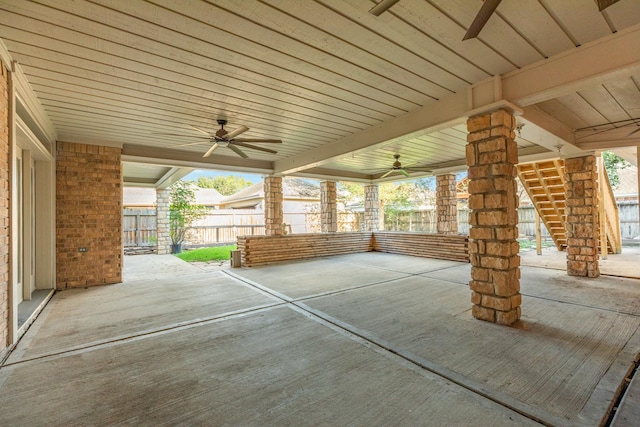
[574, 136, 640, 151]
[274, 24, 640, 176]
[155, 167, 195, 189]
[519, 106, 585, 158]
[502, 23, 640, 106]
[122, 144, 274, 174]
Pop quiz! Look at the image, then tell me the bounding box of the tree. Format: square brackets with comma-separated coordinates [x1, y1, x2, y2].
[602, 151, 630, 189]
[169, 180, 207, 249]
[337, 181, 364, 205]
[196, 175, 253, 195]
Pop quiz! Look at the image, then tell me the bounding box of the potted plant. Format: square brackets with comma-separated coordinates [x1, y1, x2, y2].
[169, 180, 207, 254]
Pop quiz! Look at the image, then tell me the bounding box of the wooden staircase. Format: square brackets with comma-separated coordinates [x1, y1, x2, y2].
[517, 160, 568, 251]
[517, 159, 622, 254]
[597, 156, 623, 255]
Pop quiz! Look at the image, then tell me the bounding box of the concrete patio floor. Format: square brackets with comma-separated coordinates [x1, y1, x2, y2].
[1, 251, 639, 426]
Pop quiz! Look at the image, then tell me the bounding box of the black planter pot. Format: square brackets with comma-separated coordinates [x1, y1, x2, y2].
[171, 244, 182, 254]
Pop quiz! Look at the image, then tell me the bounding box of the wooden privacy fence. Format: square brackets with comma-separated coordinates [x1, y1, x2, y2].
[123, 202, 638, 248]
[123, 209, 157, 247]
[386, 204, 639, 240]
[187, 225, 266, 246]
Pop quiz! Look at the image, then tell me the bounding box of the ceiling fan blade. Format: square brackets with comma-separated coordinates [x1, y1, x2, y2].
[153, 133, 211, 139]
[405, 167, 433, 172]
[173, 141, 210, 148]
[596, 0, 620, 11]
[228, 144, 249, 159]
[189, 125, 213, 136]
[203, 142, 219, 158]
[232, 141, 278, 154]
[399, 169, 410, 177]
[463, 0, 502, 41]
[224, 125, 249, 140]
[380, 169, 394, 179]
[232, 138, 282, 143]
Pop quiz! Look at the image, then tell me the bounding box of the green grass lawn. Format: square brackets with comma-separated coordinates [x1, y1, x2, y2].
[175, 245, 236, 262]
[518, 239, 554, 250]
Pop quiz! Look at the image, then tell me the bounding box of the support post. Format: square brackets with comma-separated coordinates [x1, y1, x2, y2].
[466, 109, 521, 325]
[156, 188, 171, 255]
[436, 173, 458, 235]
[264, 176, 284, 236]
[320, 181, 337, 233]
[564, 155, 600, 277]
[364, 184, 380, 232]
[535, 209, 542, 255]
[597, 155, 608, 260]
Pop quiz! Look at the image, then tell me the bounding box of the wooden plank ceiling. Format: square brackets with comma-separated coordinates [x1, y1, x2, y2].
[0, 0, 639, 184]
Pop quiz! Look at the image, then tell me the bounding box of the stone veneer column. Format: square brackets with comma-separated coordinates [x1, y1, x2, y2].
[321, 181, 337, 233]
[564, 155, 600, 277]
[466, 109, 521, 325]
[363, 184, 380, 232]
[436, 173, 458, 234]
[156, 188, 171, 255]
[264, 176, 284, 236]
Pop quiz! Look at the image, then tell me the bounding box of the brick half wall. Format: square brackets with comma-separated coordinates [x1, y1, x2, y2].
[56, 142, 122, 288]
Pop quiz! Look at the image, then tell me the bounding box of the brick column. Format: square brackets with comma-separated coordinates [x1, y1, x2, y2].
[466, 109, 521, 325]
[564, 155, 599, 277]
[156, 189, 171, 255]
[56, 142, 122, 289]
[436, 173, 458, 234]
[321, 181, 337, 233]
[264, 176, 284, 236]
[364, 184, 380, 232]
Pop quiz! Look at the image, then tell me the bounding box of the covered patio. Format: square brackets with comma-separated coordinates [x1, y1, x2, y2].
[1, 252, 639, 426]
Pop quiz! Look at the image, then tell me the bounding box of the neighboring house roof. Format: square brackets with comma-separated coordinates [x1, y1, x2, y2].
[220, 182, 263, 208]
[220, 178, 320, 209]
[284, 178, 320, 199]
[195, 188, 224, 206]
[123, 186, 225, 208]
[123, 187, 156, 207]
[614, 166, 639, 196]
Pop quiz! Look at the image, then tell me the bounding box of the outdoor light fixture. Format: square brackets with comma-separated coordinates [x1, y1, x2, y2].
[369, 0, 400, 16]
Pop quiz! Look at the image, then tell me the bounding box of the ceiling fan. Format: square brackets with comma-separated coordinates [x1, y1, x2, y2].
[165, 119, 282, 158]
[463, 0, 620, 41]
[369, 154, 432, 179]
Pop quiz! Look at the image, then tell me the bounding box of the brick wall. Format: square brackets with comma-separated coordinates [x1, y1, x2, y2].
[0, 64, 9, 348]
[56, 142, 122, 289]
